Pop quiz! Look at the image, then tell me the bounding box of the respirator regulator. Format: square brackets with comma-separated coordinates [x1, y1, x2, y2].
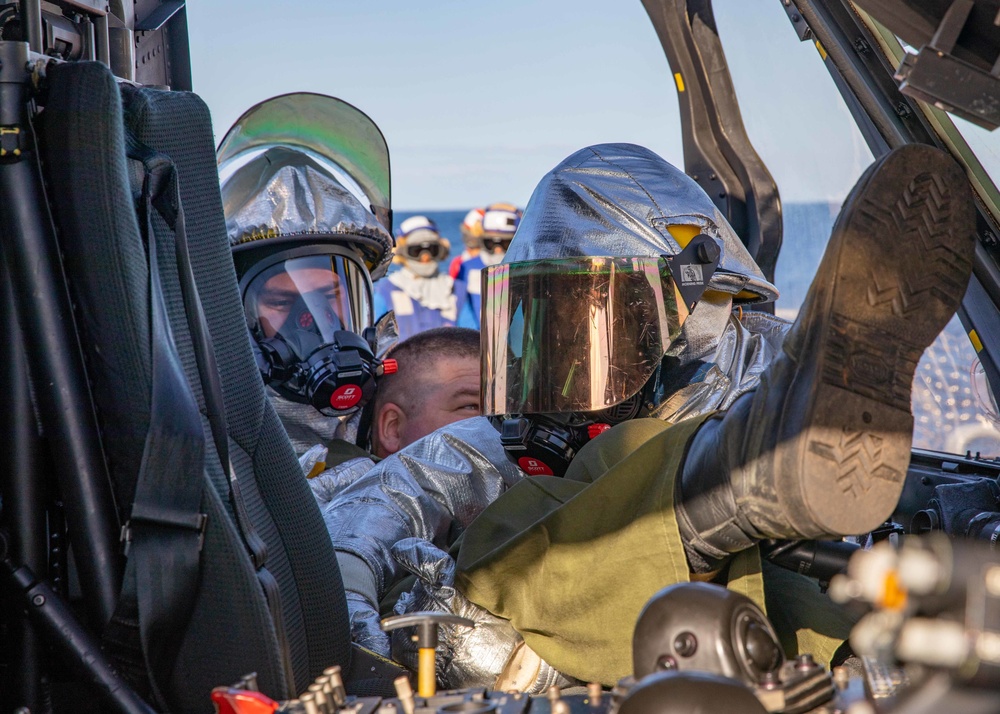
[496, 392, 647, 477]
[253, 324, 396, 416]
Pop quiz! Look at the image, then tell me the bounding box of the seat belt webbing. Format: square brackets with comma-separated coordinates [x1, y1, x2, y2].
[103, 141, 209, 711]
[125, 133, 296, 695]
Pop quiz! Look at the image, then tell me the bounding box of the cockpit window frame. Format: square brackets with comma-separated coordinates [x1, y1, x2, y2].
[858, 6, 1000, 230]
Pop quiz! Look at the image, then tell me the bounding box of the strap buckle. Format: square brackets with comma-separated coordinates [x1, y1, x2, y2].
[121, 510, 208, 556]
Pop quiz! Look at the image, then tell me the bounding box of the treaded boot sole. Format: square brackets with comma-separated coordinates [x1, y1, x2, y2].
[774, 144, 975, 537]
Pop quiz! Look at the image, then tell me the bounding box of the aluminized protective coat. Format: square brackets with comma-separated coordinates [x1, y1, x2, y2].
[221, 147, 394, 279]
[655, 296, 790, 422]
[322, 418, 523, 593]
[505, 143, 778, 303]
[389, 538, 577, 693]
[270, 390, 362, 455]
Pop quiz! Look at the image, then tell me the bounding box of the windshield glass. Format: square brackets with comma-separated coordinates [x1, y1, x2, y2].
[713, 1, 1000, 457]
[859, 16, 1000, 458]
[712, 0, 873, 320]
[952, 115, 1000, 209]
[194, 2, 1000, 458]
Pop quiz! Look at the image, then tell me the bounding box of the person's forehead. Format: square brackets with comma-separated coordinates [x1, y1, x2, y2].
[425, 355, 480, 388]
[262, 266, 339, 291]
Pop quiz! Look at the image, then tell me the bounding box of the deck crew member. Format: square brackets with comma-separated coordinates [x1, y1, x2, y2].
[374, 216, 459, 340]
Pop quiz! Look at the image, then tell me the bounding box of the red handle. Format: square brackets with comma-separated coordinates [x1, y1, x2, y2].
[210, 687, 279, 714]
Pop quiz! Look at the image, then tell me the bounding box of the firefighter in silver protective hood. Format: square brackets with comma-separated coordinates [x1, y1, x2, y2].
[321, 142, 975, 691]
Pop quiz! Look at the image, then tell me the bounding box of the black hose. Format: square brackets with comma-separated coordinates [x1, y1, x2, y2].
[760, 539, 860, 583]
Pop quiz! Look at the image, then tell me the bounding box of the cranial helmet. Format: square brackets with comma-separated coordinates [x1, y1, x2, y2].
[218, 93, 396, 421]
[459, 207, 485, 251]
[397, 215, 450, 277]
[477, 202, 522, 266]
[483, 143, 778, 476]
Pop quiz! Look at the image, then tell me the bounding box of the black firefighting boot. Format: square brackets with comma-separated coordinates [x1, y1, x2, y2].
[676, 144, 977, 572]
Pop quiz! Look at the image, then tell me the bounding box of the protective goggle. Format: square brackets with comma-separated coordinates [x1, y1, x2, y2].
[401, 240, 448, 262]
[482, 255, 692, 416]
[482, 236, 513, 253]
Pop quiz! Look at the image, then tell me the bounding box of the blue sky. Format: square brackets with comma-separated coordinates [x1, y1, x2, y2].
[188, 1, 871, 210]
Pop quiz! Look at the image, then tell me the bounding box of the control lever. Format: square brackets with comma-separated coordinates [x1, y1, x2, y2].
[381, 611, 474, 698]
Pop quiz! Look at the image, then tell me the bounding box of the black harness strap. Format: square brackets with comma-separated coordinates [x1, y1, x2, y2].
[102, 141, 208, 711]
[124, 133, 296, 695]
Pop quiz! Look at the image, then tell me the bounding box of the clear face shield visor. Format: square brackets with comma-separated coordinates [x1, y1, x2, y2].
[241, 250, 374, 362]
[481, 256, 692, 417]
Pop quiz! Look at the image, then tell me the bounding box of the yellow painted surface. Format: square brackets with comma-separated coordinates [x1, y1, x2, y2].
[418, 648, 436, 697]
[971, 329, 984, 353]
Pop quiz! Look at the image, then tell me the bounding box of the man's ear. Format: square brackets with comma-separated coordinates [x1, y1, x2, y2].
[375, 402, 405, 458]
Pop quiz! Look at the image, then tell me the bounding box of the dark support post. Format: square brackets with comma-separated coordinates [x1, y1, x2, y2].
[2, 561, 156, 714]
[0, 266, 47, 713]
[0, 41, 122, 629]
[94, 13, 111, 67]
[641, 0, 783, 293]
[21, 0, 43, 54]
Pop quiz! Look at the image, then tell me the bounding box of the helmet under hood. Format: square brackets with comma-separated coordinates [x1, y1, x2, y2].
[504, 142, 778, 304]
[218, 92, 394, 281]
[221, 147, 393, 281]
[483, 144, 780, 478]
[483, 142, 777, 419]
[218, 94, 396, 428]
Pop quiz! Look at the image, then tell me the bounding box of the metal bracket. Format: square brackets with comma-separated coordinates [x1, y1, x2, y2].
[781, 0, 814, 41]
[0, 125, 26, 158]
[929, 0, 974, 56]
[664, 234, 721, 312]
[135, 1, 185, 33]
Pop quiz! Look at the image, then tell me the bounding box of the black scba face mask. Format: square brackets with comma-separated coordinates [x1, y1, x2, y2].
[240, 248, 396, 416]
[495, 393, 647, 477]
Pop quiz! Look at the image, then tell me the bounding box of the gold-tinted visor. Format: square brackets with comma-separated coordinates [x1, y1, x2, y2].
[482, 257, 689, 416]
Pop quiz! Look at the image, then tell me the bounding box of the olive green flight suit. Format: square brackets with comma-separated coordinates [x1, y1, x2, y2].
[456, 417, 854, 686]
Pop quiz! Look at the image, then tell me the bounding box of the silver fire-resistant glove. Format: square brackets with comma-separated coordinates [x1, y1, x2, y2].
[345, 589, 391, 656]
[390, 538, 577, 693]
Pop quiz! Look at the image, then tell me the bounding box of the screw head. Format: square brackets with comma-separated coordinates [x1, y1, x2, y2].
[696, 240, 720, 264]
[673, 631, 698, 657]
[760, 671, 781, 689]
[31, 594, 45, 607]
[795, 653, 816, 670]
[655, 654, 678, 670]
